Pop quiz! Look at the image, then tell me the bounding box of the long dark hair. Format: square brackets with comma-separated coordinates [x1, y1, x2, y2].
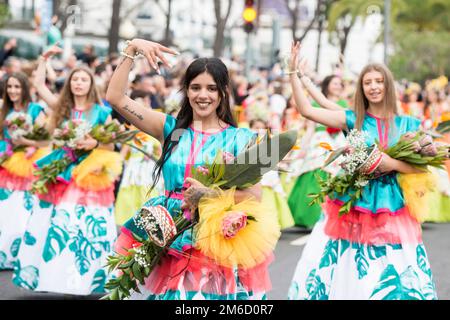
[321, 75, 342, 98]
[1, 72, 32, 138]
[150, 57, 237, 194]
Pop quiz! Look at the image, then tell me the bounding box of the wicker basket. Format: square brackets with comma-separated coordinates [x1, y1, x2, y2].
[357, 145, 383, 175]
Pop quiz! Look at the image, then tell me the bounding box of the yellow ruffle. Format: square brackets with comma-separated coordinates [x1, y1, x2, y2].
[2, 147, 51, 178]
[195, 187, 280, 269]
[72, 149, 123, 191]
[398, 172, 437, 222]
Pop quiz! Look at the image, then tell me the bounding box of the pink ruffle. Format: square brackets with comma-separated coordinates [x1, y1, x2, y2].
[323, 199, 423, 245]
[114, 228, 143, 256]
[37, 182, 114, 207]
[144, 249, 272, 295]
[114, 229, 272, 296]
[0, 167, 34, 191]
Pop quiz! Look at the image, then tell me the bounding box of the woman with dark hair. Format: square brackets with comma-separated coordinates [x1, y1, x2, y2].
[0, 72, 49, 270]
[13, 46, 121, 295]
[288, 73, 349, 229]
[287, 42, 437, 300]
[106, 39, 271, 300]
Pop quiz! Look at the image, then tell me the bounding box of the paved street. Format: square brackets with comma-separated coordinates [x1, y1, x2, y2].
[1, 223, 449, 300]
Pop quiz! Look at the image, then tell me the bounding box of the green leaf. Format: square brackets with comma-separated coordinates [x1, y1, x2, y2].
[24, 231, 36, 246]
[10, 238, 22, 258]
[221, 130, 298, 189]
[319, 240, 339, 268]
[0, 189, 12, 201]
[42, 225, 70, 262]
[132, 261, 144, 284]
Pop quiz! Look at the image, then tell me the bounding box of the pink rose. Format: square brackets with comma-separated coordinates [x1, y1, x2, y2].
[111, 132, 117, 139]
[222, 151, 235, 164]
[419, 135, 433, 147]
[411, 141, 421, 152]
[221, 211, 248, 239]
[62, 128, 70, 135]
[4, 120, 10, 126]
[401, 132, 416, 141]
[10, 124, 18, 131]
[420, 144, 438, 157]
[196, 166, 209, 175]
[25, 146, 37, 159]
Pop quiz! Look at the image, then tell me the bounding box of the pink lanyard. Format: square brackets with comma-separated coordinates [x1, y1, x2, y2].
[368, 113, 389, 149]
[182, 130, 210, 189]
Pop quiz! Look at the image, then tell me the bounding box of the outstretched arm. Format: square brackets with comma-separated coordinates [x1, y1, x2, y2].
[33, 44, 63, 110]
[106, 39, 178, 143]
[289, 42, 347, 130]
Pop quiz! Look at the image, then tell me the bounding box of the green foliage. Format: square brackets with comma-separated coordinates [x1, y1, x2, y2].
[0, 4, 11, 29]
[389, 30, 450, 83]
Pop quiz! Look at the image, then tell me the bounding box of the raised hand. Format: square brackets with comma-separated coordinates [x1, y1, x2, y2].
[42, 43, 63, 59]
[128, 39, 179, 73]
[289, 41, 301, 73]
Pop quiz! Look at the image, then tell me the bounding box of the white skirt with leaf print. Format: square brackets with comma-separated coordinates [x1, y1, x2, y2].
[13, 184, 117, 295]
[0, 189, 36, 270]
[288, 214, 437, 300]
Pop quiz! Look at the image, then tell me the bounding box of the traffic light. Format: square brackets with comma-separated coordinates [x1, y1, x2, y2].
[243, 0, 257, 33]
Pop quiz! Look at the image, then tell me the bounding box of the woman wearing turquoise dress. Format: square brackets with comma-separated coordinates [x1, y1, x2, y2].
[287, 42, 437, 299]
[288, 75, 348, 229]
[0, 72, 50, 270]
[13, 46, 120, 295]
[106, 39, 275, 300]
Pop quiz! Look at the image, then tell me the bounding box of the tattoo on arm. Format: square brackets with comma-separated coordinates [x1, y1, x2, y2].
[123, 104, 144, 121]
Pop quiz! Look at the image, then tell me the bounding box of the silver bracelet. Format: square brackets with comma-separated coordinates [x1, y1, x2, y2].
[285, 69, 298, 75]
[120, 51, 135, 61]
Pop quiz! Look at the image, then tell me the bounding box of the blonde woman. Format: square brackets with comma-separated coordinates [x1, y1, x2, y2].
[287, 42, 437, 300]
[13, 46, 120, 295]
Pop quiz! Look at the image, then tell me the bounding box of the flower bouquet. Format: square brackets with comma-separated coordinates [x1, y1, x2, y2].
[32, 119, 140, 194]
[309, 129, 450, 215]
[102, 130, 298, 300]
[90, 119, 139, 144]
[382, 131, 449, 171]
[104, 206, 193, 300]
[309, 130, 376, 215]
[1, 112, 32, 163]
[31, 119, 91, 194]
[4, 112, 33, 140]
[0, 113, 50, 165]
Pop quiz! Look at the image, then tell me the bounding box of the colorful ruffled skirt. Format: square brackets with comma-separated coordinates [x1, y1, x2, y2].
[115, 190, 279, 300]
[13, 148, 120, 295]
[288, 177, 438, 300]
[0, 147, 50, 270]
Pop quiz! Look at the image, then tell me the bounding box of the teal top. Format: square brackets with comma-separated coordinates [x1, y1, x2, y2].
[335, 110, 421, 214]
[123, 115, 256, 251]
[34, 103, 112, 183]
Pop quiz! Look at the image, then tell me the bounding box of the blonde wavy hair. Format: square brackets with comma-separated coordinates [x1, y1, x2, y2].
[353, 63, 398, 130]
